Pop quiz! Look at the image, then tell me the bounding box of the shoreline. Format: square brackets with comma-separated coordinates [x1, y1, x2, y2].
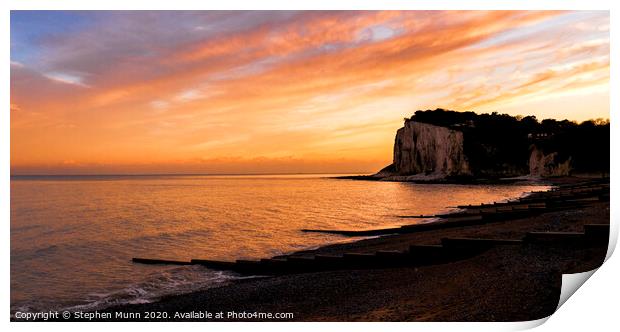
[333, 174, 535, 184]
[96, 178, 608, 321]
[333, 174, 606, 185]
[22, 177, 609, 322]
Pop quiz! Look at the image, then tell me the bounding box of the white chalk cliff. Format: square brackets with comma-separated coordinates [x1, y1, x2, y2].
[377, 121, 471, 180]
[374, 119, 573, 181]
[529, 146, 571, 177]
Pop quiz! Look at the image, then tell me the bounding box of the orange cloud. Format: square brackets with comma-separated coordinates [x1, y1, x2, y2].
[10, 11, 609, 174]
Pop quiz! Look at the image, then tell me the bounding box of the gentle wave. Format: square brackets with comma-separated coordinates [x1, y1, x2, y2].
[11, 175, 549, 313]
[61, 266, 240, 312]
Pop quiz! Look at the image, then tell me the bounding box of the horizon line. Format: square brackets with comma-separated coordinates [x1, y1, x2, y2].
[10, 172, 371, 177]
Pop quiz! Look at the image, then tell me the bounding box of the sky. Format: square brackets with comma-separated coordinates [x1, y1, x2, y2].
[10, 11, 609, 175]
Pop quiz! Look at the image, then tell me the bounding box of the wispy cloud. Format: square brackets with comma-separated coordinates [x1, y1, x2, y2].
[10, 11, 609, 174]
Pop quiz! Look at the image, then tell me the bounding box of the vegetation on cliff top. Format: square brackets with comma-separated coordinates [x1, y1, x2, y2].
[406, 109, 609, 176]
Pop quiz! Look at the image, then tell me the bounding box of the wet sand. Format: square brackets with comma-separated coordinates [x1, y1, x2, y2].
[94, 188, 609, 321]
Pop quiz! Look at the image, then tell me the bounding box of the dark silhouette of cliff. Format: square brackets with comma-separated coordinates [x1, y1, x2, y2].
[393, 109, 609, 178]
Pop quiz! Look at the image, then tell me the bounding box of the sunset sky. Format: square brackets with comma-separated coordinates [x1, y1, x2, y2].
[10, 11, 609, 174]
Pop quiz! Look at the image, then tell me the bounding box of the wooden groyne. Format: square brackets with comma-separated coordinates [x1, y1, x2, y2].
[133, 223, 609, 276]
[132, 180, 609, 276]
[302, 180, 609, 237]
[131, 258, 192, 265]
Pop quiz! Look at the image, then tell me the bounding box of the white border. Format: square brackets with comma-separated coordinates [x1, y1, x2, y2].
[3, 1, 617, 331]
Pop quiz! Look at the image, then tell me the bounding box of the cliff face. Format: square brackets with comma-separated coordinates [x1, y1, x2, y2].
[375, 119, 576, 181]
[370, 109, 605, 181]
[388, 121, 471, 178]
[529, 146, 571, 177]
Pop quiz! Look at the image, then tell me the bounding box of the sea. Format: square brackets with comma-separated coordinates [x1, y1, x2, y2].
[10, 174, 549, 313]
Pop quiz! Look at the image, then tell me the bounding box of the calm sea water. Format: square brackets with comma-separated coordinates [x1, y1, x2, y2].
[11, 174, 548, 313]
